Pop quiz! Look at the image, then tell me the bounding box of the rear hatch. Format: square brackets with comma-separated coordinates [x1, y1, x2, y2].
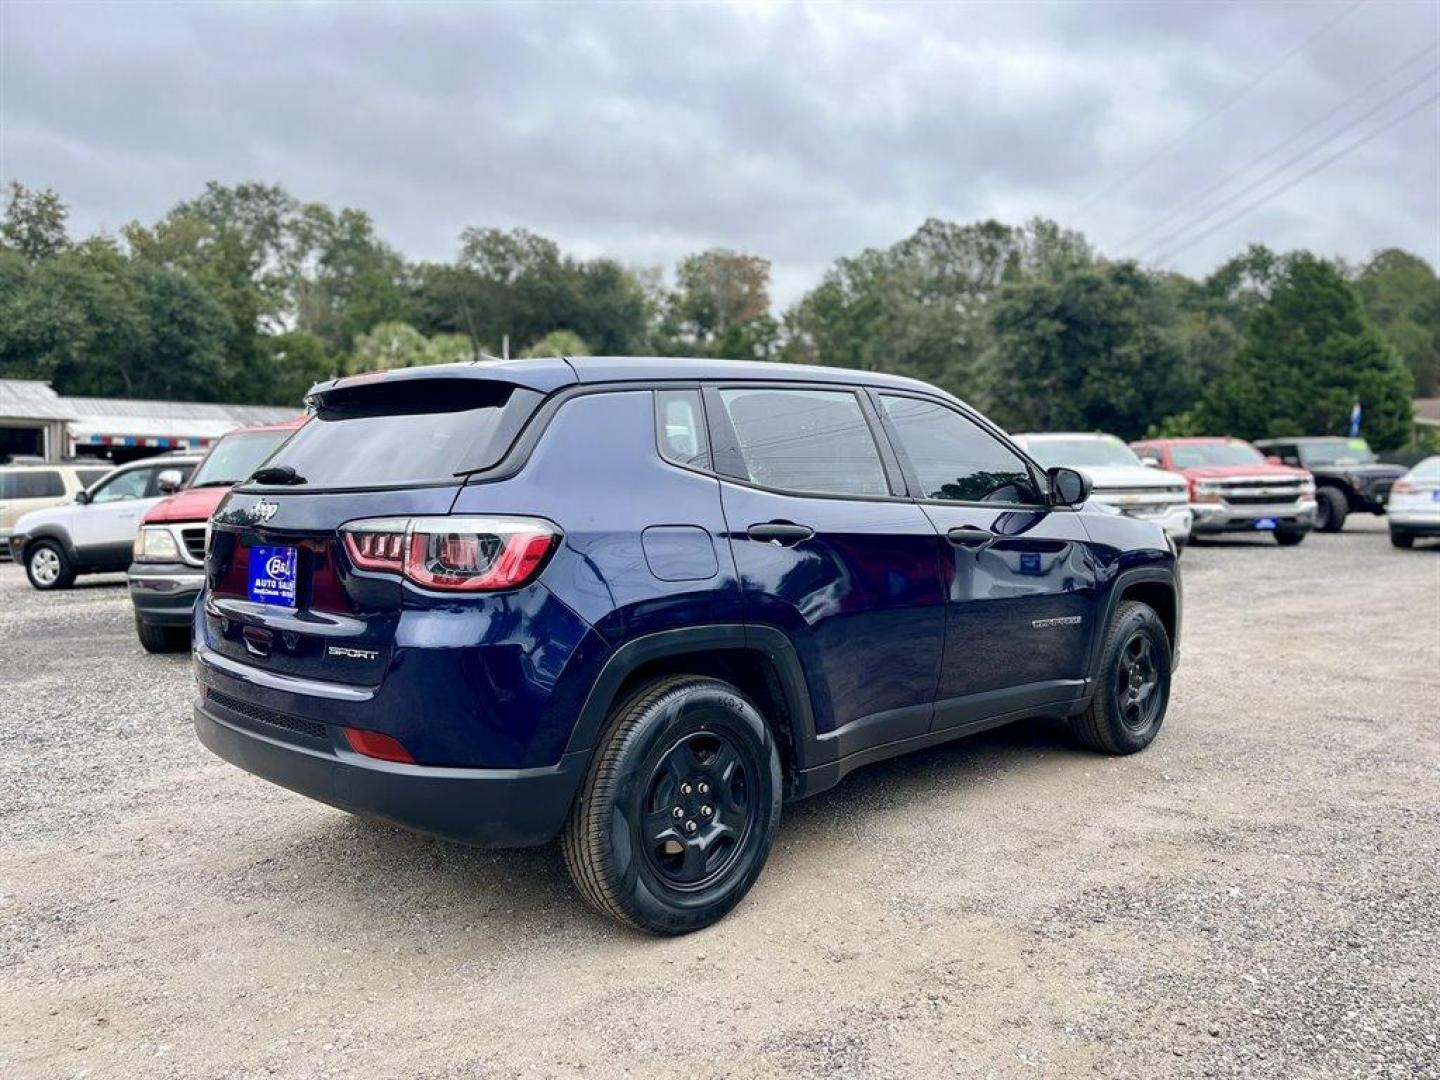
[202, 373, 549, 687]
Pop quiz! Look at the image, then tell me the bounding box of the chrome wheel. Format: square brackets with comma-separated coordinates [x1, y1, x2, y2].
[30, 546, 61, 586]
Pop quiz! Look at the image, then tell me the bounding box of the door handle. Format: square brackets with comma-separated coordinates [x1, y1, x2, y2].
[747, 522, 815, 547]
[946, 525, 994, 549]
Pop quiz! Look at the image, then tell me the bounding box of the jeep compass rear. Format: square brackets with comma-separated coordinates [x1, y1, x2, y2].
[196, 357, 1181, 933]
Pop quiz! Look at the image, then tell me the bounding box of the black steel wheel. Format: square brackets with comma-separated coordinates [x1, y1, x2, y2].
[640, 729, 758, 890]
[562, 675, 782, 934]
[1071, 600, 1171, 754]
[1114, 630, 1162, 733]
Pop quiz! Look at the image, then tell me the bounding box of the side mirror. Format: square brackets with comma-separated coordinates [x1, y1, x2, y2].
[1048, 466, 1091, 507]
[74, 489, 91, 505]
[1265, 455, 1282, 466]
[157, 469, 183, 494]
[1140, 456, 1160, 468]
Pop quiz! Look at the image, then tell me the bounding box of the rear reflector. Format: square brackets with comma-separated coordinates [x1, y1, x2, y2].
[342, 515, 560, 592]
[343, 726, 415, 764]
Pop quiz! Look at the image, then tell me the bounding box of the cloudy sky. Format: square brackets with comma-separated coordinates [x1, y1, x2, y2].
[2, 0, 1436, 305]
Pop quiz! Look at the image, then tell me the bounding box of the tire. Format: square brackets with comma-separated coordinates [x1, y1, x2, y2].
[1274, 530, 1306, 546]
[1070, 600, 1171, 755]
[25, 540, 75, 591]
[135, 615, 189, 653]
[562, 675, 783, 935]
[1389, 528, 1415, 549]
[1315, 488, 1348, 533]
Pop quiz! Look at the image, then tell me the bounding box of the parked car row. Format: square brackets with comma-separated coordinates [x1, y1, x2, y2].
[1013, 430, 1430, 552]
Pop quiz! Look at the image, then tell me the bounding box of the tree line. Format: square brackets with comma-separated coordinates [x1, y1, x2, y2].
[1, 180, 1434, 450]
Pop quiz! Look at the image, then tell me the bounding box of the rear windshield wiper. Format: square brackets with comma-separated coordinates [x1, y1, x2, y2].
[248, 465, 307, 486]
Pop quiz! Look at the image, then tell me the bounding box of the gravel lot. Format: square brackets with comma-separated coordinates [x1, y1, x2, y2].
[1, 519, 1437, 1079]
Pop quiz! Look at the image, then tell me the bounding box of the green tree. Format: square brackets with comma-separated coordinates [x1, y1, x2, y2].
[1351, 249, 1440, 396]
[1, 182, 69, 259]
[985, 261, 1186, 439]
[350, 321, 434, 371]
[1199, 254, 1414, 449]
[784, 217, 1092, 401]
[252, 331, 335, 407]
[521, 329, 590, 358]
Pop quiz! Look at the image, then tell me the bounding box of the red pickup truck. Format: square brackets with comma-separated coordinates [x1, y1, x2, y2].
[128, 417, 305, 651]
[1129, 437, 1317, 546]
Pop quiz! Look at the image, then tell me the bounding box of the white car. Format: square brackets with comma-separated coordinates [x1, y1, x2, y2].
[1387, 455, 1440, 549]
[8, 455, 199, 590]
[1015, 432, 1193, 548]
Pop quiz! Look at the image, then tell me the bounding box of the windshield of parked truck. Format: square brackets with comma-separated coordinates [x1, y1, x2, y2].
[1023, 436, 1140, 469]
[189, 429, 297, 488]
[1168, 442, 1265, 468]
[1297, 438, 1377, 467]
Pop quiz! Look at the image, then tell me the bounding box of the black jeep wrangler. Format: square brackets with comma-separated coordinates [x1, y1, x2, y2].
[1255, 437, 1406, 533]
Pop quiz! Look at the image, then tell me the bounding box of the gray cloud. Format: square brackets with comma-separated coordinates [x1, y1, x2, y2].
[2, 0, 1436, 306]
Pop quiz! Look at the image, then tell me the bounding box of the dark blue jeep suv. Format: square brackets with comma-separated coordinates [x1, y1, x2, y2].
[194, 357, 1180, 934]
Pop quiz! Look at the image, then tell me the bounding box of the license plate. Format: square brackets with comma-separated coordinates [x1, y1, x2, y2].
[248, 545, 298, 607]
[1253, 517, 1278, 531]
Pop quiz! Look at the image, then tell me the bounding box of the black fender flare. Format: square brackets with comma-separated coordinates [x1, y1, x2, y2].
[19, 525, 79, 567]
[562, 623, 823, 771]
[1086, 564, 1181, 681]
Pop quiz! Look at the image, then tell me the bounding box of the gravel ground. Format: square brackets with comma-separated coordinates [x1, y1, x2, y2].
[1, 518, 1437, 1079]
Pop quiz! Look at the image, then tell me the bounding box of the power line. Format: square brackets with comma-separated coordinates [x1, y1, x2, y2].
[1071, 0, 1368, 218]
[1137, 64, 1440, 260]
[1117, 39, 1439, 251]
[1150, 91, 1439, 265]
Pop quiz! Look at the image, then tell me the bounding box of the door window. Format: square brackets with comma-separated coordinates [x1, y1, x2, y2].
[716, 387, 889, 497]
[881, 396, 1040, 505]
[90, 467, 151, 503]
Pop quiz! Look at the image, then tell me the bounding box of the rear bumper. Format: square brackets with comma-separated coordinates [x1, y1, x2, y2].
[1189, 499, 1316, 534]
[129, 562, 206, 626]
[1388, 516, 1440, 535]
[194, 696, 588, 848]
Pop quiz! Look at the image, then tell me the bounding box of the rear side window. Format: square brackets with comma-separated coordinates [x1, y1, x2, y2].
[881, 395, 1040, 505]
[656, 390, 710, 469]
[716, 387, 889, 497]
[4, 471, 65, 499]
[256, 379, 540, 489]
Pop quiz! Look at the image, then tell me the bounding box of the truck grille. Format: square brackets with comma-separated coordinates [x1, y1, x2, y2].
[181, 527, 207, 562]
[206, 688, 327, 742]
[1219, 478, 1304, 505]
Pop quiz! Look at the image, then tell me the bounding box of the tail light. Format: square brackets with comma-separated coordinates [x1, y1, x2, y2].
[341, 516, 560, 592]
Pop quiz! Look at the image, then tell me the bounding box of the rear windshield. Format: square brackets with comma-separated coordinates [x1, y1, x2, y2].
[190, 429, 297, 488]
[251, 379, 539, 489]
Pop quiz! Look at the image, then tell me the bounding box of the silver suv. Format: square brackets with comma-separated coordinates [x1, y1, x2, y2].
[0, 461, 115, 560]
[8, 455, 199, 589]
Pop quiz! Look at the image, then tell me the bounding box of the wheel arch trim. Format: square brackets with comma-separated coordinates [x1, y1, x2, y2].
[1088, 566, 1181, 680]
[562, 623, 822, 772]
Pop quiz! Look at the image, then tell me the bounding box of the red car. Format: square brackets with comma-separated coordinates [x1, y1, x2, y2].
[1129, 437, 1317, 546]
[128, 417, 305, 651]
